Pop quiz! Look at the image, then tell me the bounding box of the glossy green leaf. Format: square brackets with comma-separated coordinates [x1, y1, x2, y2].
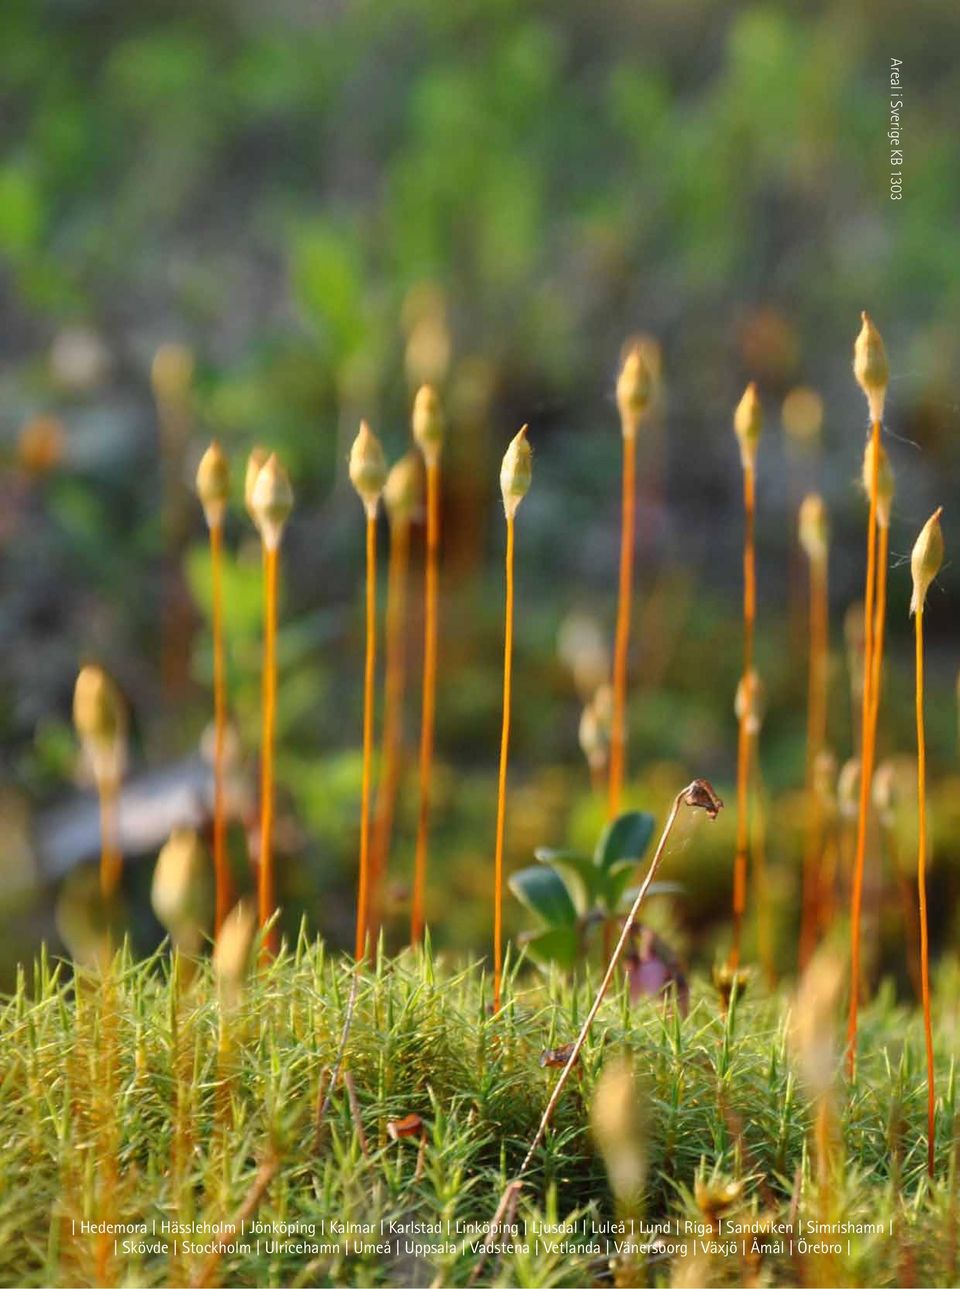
[534, 849, 599, 915]
[509, 865, 578, 927]
[594, 811, 656, 871]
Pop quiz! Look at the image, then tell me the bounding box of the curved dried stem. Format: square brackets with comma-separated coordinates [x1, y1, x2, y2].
[518, 779, 721, 1173]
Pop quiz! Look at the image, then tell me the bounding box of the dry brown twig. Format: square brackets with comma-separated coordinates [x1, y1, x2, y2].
[519, 779, 721, 1176]
[473, 781, 721, 1280]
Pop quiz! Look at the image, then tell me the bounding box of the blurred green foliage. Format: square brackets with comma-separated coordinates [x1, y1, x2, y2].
[2, 0, 960, 975]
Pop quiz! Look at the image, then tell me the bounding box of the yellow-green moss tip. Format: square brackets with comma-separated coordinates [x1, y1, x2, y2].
[349, 420, 387, 515]
[196, 441, 230, 529]
[798, 493, 829, 564]
[244, 446, 269, 527]
[853, 312, 889, 423]
[411, 384, 445, 463]
[500, 425, 532, 519]
[250, 453, 294, 550]
[910, 506, 944, 616]
[733, 382, 762, 469]
[383, 451, 422, 527]
[616, 343, 653, 436]
[861, 436, 895, 527]
[73, 664, 124, 748]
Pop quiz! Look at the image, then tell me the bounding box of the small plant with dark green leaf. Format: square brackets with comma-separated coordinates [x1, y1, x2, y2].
[510, 810, 680, 969]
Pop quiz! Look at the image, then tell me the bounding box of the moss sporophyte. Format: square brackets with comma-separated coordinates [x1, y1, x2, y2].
[249, 452, 293, 958]
[349, 421, 387, 962]
[847, 312, 890, 1076]
[411, 385, 445, 945]
[493, 426, 532, 1012]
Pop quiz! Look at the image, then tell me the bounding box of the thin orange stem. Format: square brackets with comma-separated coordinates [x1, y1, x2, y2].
[370, 516, 411, 938]
[210, 520, 232, 934]
[847, 420, 881, 1076]
[258, 543, 279, 958]
[98, 775, 121, 901]
[493, 513, 516, 1013]
[730, 462, 755, 970]
[800, 554, 828, 968]
[916, 608, 936, 1177]
[750, 743, 774, 985]
[609, 431, 636, 818]
[411, 460, 440, 943]
[869, 521, 889, 745]
[355, 511, 378, 962]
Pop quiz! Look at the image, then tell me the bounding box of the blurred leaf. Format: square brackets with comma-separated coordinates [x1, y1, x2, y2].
[0, 165, 43, 259]
[594, 812, 656, 872]
[290, 221, 365, 354]
[616, 881, 684, 912]
[184, 542, 263, 639]
[520, 924, 580, 971]
[534, 848, 599, 916]
[509, 865, 577, 927]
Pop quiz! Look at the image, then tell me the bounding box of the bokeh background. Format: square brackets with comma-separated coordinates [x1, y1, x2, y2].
[2, 0, 960, 984]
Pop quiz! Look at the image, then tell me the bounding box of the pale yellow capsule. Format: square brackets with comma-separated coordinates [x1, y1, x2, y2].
[73, 665, 124, 749]
[733, 382, 762, 470]
[244, 446, 269, 526]
[196, 441, 230, 529]
[578, 684, 613, 773]
[790, 948, 845, 1096]
[591, 1056, 647, 1204]
[250, 453, 293, 551]
[383, 452, 422, 528]
[798, 493, 829, 564]
[734, 668, 765, 736]
[213, 900, 257, 1004]
[910, 507, 944, 616]
[499, 425, 532, 519]
[151, 342, 194, 405]
[349, 420, 387, 516]
[782, 386, 823, 447]
[151, 828, 210, 937]
[853, 312, 889, 423]
[861, 436, 895, 527]
[411, 385, 445, 464]
[616, 344, 653, 437]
